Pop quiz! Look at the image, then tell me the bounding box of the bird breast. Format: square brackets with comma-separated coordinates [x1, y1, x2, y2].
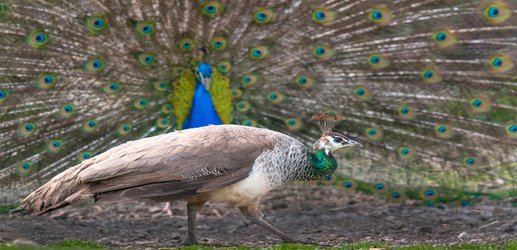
[205, 138, 309, 207]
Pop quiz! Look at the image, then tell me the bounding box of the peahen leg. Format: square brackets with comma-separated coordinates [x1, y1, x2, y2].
[239, 202, 301, 243]
[182, 201, 205, 245]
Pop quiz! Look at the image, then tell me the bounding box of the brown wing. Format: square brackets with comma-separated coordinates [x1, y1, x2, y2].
[80, 125, 277, 199]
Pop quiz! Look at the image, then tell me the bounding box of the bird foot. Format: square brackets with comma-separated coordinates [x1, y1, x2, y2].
[181, 238, 200, 246]
[151, 202, 174, 219]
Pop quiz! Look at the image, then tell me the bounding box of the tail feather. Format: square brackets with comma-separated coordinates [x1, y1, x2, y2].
[20, 162, 92, 214]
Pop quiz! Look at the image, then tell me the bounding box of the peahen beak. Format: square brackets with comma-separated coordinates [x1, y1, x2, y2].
[343, 138, 363, 148]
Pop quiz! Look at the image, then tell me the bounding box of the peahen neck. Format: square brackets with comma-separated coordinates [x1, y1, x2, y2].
[305, 149, 338, 181]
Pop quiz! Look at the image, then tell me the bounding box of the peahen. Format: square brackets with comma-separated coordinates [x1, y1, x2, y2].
[0, 0, 516, 231]
[20, 114, 361, 244]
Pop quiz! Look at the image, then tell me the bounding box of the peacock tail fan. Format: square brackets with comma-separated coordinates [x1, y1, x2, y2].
[0, 0, 516, 206]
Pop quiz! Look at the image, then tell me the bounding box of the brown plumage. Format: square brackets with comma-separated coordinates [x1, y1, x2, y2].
[22, 125, 275, 214]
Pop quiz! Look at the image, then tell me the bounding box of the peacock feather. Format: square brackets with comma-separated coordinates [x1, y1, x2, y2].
[0, 0, 516, 208]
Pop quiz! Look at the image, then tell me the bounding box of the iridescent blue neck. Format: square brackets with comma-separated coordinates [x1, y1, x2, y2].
[308, 149, 338, 179]
[197, 63, 212, 78]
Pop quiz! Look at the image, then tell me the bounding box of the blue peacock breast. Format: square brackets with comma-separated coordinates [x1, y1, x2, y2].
[185, 82, 223, 129]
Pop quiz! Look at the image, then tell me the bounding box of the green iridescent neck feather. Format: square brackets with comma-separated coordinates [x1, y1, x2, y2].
[308, 149, 338, 179]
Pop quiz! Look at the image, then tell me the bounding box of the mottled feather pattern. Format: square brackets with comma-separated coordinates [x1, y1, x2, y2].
[0, 0, 515, 205]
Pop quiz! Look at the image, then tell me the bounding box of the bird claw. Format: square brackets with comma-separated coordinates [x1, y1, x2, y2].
[181, 238, 200, 246]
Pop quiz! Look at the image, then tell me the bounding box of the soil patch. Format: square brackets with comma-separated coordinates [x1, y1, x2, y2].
[1, 185, 515, 248]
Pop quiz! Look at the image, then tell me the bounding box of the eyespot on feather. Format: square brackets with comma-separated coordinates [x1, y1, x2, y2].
[34, 73, 56, 90]
[285, 118, 302, 131]
[116, 124, 132, 136]
[59, 104, 76, 118]
[368, 5, 393, 26]
[432, 30, 457, 48]
[353, 87, 373, 101]
[85, 15, 109, 34]
[242, 120, 257, 127]
[253, 8, 275, 24]
[321, 174, 337, 185]
[78, 152, 93, 162]
[201, 1, 223, 17]
[312, 45, 335, 59]
[156, 117, 170, 128]
[311, 7, 335, 26]
[368, 53, 390, 69]
[482, 1, 511, 24]
[25, 30, 49, 49]
[249, 46, 270, 60]
[18, 122, 37, 137]
[83, 58, 106, 74]
[235, 101, 251, 112]
[210, 36, 228, 51]
[82, 120, 98, 133]
[135, 21, 155, 36]
[178, 37, 196, 52]
[434, 124, 453, 138]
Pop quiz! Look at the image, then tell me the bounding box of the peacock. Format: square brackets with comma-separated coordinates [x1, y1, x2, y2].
[0, 0, 516, 219]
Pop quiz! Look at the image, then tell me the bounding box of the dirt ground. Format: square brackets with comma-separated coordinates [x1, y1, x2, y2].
[0, 184, 516, 249]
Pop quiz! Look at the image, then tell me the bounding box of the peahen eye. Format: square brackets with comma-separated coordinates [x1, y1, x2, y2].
[333, 137, 344, 143]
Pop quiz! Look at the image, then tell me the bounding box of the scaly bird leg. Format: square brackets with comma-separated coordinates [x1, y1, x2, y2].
[239, 202, 300, 243]
[182, 201, 205, 245]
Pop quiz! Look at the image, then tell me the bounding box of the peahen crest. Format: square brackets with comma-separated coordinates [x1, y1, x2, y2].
[312, 112, 345, 134]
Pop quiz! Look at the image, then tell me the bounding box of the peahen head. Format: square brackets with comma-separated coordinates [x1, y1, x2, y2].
[315, 131, 362, 154]
[312, 112, 362, 154]
[195, 63, 213, 89]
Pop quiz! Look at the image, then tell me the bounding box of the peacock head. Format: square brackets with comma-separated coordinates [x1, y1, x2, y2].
[195, 63, 213, 89]
[312, 113, 362, 154]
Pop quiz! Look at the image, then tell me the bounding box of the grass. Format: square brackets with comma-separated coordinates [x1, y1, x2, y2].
[1, 240, 517, 250]
[0, 204, 18, 215]
[0, 240, 104, 250]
